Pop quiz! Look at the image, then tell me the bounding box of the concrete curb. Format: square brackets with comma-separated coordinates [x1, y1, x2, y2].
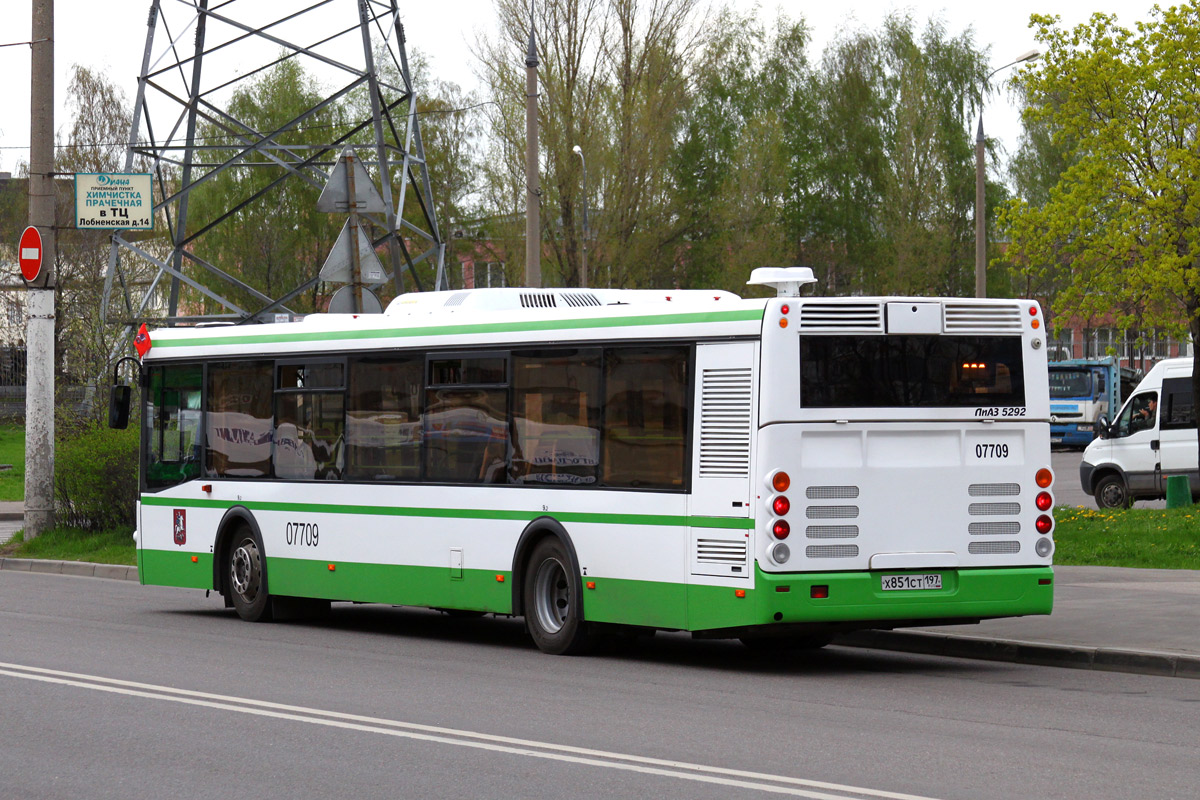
[0, 557, 138, 582]
[837, 629, 1200, 681]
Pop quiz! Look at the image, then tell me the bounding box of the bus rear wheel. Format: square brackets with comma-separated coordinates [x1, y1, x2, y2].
[228, 526, 273, 622]
[523, 537, 590, 655]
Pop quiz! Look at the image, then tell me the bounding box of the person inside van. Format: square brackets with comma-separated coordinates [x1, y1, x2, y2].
[1131, 393, 1158, 431]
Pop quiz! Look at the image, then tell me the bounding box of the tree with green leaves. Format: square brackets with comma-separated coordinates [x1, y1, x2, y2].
[1001, 5, 1200, 453]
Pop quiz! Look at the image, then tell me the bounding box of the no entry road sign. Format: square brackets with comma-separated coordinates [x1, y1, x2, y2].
[19, 226, 43, 282]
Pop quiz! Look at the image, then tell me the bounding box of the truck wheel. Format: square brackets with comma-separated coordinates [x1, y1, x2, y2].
[1095, 474, 1132, 510]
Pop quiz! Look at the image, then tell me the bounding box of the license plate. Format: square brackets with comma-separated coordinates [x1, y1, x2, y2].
[1050, 436, 1063, 443]
[881, 574, 943, 591]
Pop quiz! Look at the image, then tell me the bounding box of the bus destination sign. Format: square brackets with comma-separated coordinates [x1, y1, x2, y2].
[74, 173, 154, 230]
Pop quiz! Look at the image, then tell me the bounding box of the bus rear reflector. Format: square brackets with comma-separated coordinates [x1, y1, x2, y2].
[810, 585, 829, 599]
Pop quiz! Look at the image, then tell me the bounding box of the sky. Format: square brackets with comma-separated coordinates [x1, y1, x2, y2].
[0, 0, 1161, 180]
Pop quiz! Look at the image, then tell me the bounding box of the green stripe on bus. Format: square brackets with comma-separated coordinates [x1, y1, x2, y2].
[139, 549, 214, 590]
[140, 495, 754, 529]
[151, 308, 765, 349]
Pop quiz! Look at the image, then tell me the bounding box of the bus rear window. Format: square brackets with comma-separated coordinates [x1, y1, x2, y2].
[800, 335, 1025, 408]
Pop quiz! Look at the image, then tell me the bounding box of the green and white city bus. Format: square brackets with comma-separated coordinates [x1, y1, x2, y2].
[122, 267, 1056, 654]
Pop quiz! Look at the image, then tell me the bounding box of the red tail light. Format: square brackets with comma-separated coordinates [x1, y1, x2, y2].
[1035, 515, 1053, 534]
[772, 495, 790, 516]
[772, 519, 790, 539]
[1035, 492, 1053, 511]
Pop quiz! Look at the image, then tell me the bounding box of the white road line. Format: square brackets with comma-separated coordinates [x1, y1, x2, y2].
[0, 660, 944, 800]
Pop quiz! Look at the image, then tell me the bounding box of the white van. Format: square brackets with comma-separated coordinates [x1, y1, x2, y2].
[1080, 356, 1197, 508]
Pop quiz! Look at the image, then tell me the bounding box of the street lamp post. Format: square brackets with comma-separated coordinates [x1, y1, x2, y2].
[572, 144, 589, 289]
[975, 49, 1040, 299]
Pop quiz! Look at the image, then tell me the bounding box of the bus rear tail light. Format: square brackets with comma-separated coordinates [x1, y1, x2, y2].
[1035, 492, 1053, 511]
[1035, 515, 1053, 534]
[771, 495, 790, 516]
[810, 585, 829, 599]
[770, 542, 791, 564]
[769, 470, 791, 492]
[772, 519, 790, 540]
[1036, 468, 1053, 488]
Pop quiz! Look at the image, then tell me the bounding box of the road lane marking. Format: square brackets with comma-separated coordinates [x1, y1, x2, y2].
[0, 660, 944, 800]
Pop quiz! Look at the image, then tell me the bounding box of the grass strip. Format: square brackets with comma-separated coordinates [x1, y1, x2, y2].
[0, 425, 25, 502]
[2, 528, 136, 566]
[1052, 505, 1200, 569]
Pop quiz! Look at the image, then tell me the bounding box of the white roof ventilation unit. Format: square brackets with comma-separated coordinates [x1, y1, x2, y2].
[746, 267, 817, 297]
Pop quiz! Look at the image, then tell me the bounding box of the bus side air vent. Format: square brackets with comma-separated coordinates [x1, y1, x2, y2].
[806, 485, 860, 499]
[968, 502, 1021, 515]
[943, 303, 1023, 332]
[520, 292, 557, 308]
[968, 541, 1021, 555]
[698, 367, 753, 477]
[696, 538, 749, 564]
[560, 292, 602, 308]
[805, 525, 859, 539]
[798, 303, 883, 332]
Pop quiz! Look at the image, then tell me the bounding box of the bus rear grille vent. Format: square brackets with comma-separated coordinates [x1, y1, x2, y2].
[520, 292, 557, 308]
[806, 545, 859, 558]
[968, 541, 1021, 554]
[969, 483, 1020, 496]
[444, 292, 470, 307]
[698, 367, 753, 477]
[798, 303, 883, 332]
[696, 538, 748, 563]
[943, 303, 1023, 332]
[806, 525, 859, 539]
[806, 485, 860, 499]
[969, 502, 1021, 515]
[806, 505, 859, 519]
[560, 292, 602, 307]
[969, 522, 1021, 536]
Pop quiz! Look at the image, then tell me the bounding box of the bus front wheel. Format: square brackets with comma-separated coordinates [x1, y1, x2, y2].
[1094, 474, 1132, 510]
[229, 526, 273, 622]
[523, 537, 590, 655]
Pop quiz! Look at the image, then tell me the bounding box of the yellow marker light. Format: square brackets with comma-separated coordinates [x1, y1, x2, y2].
[779, 318, 788, 328]
[191, 556, 199, 563]
[496, 574, 505, 582]
[328, 564, 336, 571]
[734, 589, 746, 598]
[586, 581, 596, 590]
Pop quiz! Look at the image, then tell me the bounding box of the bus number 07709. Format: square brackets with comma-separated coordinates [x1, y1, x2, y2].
[975, 443, 1009, 459]
[285, 522, 319, 547]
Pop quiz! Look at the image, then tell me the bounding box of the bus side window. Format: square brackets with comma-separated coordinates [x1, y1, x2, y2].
[206, 361, 274, 479]
[601, 347, 688, 489]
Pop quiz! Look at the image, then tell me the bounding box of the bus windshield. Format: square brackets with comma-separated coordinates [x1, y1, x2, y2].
[1048, 368, 1092, 399]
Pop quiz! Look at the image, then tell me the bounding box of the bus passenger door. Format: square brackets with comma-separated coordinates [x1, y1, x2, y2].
[688, 342, 756, 578]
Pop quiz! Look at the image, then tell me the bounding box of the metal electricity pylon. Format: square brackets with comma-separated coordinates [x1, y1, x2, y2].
[101, 0, 446, 329]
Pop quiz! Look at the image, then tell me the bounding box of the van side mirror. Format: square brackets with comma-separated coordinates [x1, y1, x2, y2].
[1096, 415, 1110, 439]
[109, 384, 132, 429]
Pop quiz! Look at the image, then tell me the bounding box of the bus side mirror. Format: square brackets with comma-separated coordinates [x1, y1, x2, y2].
[109, 384, 132, 429]
[1096, 415, 1110, 439]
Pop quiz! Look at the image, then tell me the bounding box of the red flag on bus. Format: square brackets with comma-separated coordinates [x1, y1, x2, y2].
[134, 323, 152, 358]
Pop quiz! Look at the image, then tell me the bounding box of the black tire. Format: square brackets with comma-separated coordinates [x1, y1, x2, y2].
[1094, 473, 1132, 510]
[228, 525, 273, 622]
[523, 537, 591, 655]
[740, 634, 834, 654]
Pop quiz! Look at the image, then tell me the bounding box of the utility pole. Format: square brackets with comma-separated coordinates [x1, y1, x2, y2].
[524, 24, 540, 288]
[25, 0, 56, 538]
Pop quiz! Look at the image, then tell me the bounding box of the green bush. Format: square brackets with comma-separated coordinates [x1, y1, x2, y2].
[54, 421, 139, 531]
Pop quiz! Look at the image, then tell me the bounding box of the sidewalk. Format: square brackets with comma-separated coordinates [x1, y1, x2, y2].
[838, 565, 1200, 679]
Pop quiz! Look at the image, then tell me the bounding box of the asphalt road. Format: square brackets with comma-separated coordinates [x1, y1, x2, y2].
[2, 571, 1198, 800]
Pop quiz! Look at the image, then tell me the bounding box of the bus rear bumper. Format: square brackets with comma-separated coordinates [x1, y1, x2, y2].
[687, 564, 1054, 633]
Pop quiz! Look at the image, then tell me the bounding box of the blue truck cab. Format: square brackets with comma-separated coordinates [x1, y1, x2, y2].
[1049, 357, 1141, 448]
